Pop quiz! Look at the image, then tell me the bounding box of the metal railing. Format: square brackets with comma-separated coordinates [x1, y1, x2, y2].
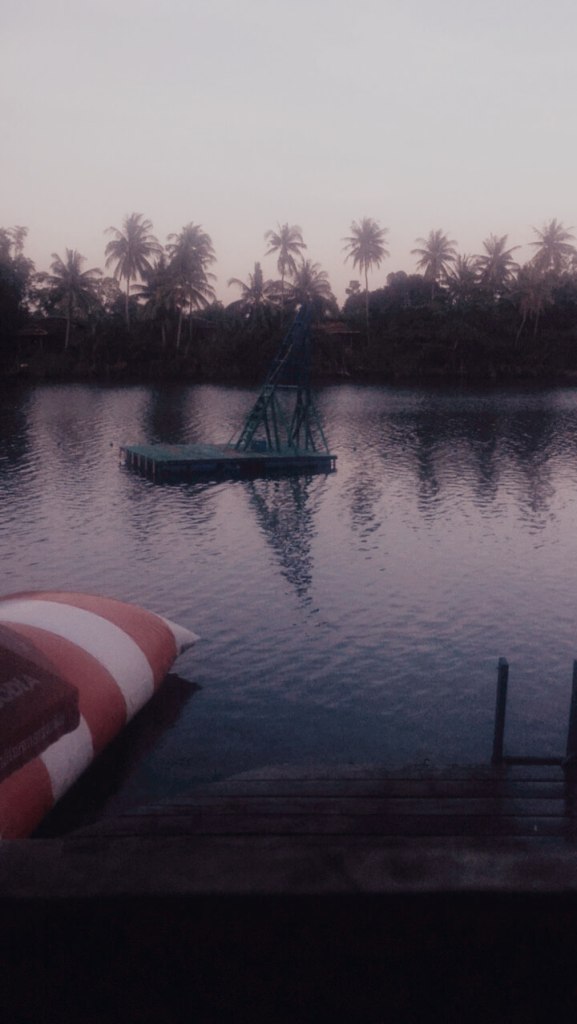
[491, 657, 577, 767]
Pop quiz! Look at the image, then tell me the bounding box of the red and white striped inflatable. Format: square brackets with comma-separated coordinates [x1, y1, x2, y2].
[0, 591, 199, 839]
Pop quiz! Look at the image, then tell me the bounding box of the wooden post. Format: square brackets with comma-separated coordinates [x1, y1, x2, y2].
[492, 657, 509, 765]
[565, 660, 577, 767]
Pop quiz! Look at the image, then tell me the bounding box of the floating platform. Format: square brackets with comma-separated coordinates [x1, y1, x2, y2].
[120, 442, 337, 482]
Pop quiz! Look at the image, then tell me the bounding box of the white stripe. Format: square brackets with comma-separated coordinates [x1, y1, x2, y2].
[160, 616, 200, 652]
[40, 715, 94, 802]
[0, 599, 154, 718]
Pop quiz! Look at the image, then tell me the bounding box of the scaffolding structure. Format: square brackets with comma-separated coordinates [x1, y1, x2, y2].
[231, 305, 330, 455]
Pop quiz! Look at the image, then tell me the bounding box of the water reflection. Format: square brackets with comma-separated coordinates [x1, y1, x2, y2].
[29, 385, 107, 457]
[407, 415, 443, 516]
[34, 674, 200, 834]
[346, 460, 385, 538]
[0, 387, 30, 474]
[139, 383, 256, 448]
[360, 392, 577, 526]
[124, 476, 221, 552]
[469, 431, 500, 506]
[4, 382, 577, 791]
[141, 384, 193, 443]
[246, 475, 320, 598]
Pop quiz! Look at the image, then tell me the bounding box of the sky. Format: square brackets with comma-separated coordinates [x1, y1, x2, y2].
[2, 0, 577, 305]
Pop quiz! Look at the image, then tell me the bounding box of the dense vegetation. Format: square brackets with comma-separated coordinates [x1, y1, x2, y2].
[3, 216, 577, 386]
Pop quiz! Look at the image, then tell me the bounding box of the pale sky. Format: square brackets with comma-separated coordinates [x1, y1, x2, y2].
[3, 0, 577, 304]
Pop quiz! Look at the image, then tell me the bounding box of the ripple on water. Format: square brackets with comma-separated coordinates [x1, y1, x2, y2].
[3, 383, 577, 802]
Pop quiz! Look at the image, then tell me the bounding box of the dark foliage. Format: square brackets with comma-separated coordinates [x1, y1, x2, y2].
[4, 221, 577, 386]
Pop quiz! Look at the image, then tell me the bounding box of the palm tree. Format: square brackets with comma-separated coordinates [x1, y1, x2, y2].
[291, 260, 338, 319]
[474, 234, 519, 298]
[445, 254, 478, 308]
[0, 226, 35, 335]
[94, 275, 123, 315]
[264, 223, 307, 321]
[530, 219, 576, 276]
[411, 229, 457, 299]
[104, 213, 161, 329]
[513, 263, 554, 343]
[135, 255, 176, 350]
[46, 249, 101, 349]
[227, 261, 278, 328]
[342, 218, 389, 337]
[166, 223, 216, 350]
[10, 226, 27, 259]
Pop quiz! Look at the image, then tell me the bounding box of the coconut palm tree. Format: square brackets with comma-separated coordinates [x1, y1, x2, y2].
[291, 260, 338, 319]
[445, 254, 478, 308]
[513, 263, 554, 343]
[94, 275, 123, 315]
[474, 234, 519, 299]
[10, 226, 27, 259]
[530, 219, 576, 276]
[166, 223, 216, 350]
[104, 213, 161, 329]
[342, 218, 389, 337]
[0, 226, 35, 337]
[411, 229, 457, 299]
[135, 255, 177, 350]
[46, 249, 101, 349]
[227, 261, 279, 328]
[264, 223, 307, 321]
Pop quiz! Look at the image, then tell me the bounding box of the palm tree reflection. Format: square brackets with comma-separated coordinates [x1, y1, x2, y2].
[0, 387, 30, 473]
[142, 383, 192, 443]
[336, 391, 568, 533]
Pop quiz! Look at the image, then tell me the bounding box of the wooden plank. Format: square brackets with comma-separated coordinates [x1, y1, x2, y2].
[61, 762, 577, 850]
[181, 779, 568, 800]
[222, 763, 566, 782]
[70, 762, 577, 845]
[80, 812, 574, 838]
[7, 837, 577, 898]
[132, 796, 567, 817]
[39, 830, 573, 852]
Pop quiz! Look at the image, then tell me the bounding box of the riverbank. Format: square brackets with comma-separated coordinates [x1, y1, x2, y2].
[4, 330, 577, 389]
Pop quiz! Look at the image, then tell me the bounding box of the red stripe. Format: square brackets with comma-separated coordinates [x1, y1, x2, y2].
[2, 591, 177, 691]
[0, 757, 54, 838]
[4, 623, 127, 755]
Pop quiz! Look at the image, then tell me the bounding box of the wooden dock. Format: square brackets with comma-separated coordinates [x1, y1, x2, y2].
[75, 761, 577, 855]
[5, 762, 577, 1021]
[120, 442, 337, 481]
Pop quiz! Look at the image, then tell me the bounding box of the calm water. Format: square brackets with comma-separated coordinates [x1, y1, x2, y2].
[3, 382, 577, 822]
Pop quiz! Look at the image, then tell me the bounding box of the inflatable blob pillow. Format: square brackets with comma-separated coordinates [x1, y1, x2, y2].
[0, 591, 199, 838]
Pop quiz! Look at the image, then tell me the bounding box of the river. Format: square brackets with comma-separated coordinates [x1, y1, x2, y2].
[2, 382, 577, 828]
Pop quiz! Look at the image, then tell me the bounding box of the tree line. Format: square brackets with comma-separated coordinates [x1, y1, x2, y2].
[2, 215, 577, 384]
